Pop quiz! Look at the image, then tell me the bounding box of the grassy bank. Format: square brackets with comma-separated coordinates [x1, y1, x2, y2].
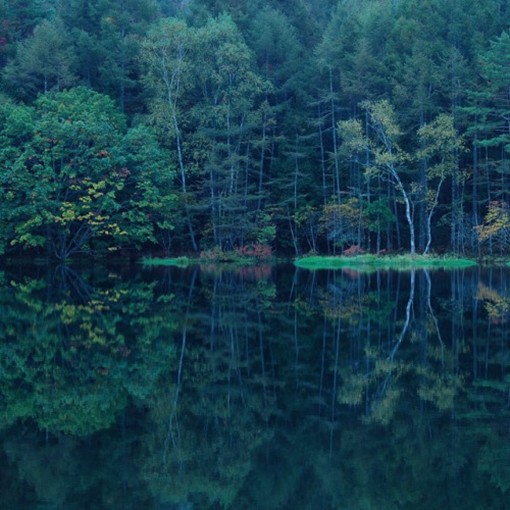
[141, 256, 191, 268]
[294, 254, 477, 271]
[143, 246, 278, 268]
[141, 254, 278, 267]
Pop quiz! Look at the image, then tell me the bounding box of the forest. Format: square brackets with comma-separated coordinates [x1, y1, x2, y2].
[2, 0, 510, 259]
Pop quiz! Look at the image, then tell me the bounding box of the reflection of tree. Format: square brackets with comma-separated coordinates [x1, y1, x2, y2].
[1, 264, 510, 508]
[0, 419, 155, 509]
[0, 265, 178, 435]
[307, 268, 508, 427]
[291, 269, 456, 428]
[233, 403, 509, 509]
[140, 267, 277, 508]
[477, 281, 510, 324]
[233, 267, 509, 508]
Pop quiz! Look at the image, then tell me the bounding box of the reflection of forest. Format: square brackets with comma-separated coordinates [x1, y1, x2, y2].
[0, 264, 509, 508]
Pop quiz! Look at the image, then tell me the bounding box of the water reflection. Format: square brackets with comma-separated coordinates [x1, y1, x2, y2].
[0, 264, 509, 508]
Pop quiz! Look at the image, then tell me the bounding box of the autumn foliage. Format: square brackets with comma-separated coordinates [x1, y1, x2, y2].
[476, 201, 510, 252]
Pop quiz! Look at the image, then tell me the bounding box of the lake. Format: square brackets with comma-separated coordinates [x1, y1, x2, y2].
[0, 262, 509, 509]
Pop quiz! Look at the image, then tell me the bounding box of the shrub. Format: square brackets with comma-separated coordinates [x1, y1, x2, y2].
[343, 245, 365, 257]
[235, 243, 273, 259]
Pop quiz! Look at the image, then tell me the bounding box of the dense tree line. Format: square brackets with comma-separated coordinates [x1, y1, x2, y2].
[2, 0, 510, 258]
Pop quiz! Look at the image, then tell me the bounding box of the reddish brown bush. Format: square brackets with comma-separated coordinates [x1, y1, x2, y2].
[342, 245, 365, 257]
[235, 243, 273, 259]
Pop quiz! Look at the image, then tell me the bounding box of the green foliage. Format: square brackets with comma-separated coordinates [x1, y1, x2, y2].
[142, 14, 269, 250]
[0, 87, 175, 259]
[142, 256, 190, 267]
[248, 7, 302, 92]
[363, 198, 395, 233]
[1, 0, 510, 256]
[466, 31, 510, 151]
[2, 17, 77, 100]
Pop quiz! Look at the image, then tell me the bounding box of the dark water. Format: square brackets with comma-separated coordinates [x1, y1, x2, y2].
[0, 262, 509, 509]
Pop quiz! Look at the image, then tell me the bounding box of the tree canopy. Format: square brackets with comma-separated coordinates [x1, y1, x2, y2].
[2, 0, 510, 257]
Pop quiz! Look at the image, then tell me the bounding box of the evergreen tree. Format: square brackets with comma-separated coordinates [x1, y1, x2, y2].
[2, 17, 76, 100]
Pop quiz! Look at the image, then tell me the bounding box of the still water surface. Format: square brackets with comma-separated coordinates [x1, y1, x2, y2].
[0, 263, 509, 509]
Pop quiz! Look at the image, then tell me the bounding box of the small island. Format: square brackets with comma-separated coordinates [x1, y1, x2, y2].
[294, 254, 477, 271]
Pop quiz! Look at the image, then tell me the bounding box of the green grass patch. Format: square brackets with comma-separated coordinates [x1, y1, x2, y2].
[294, 254, 477, 271]
[141, 256, 190, 268]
